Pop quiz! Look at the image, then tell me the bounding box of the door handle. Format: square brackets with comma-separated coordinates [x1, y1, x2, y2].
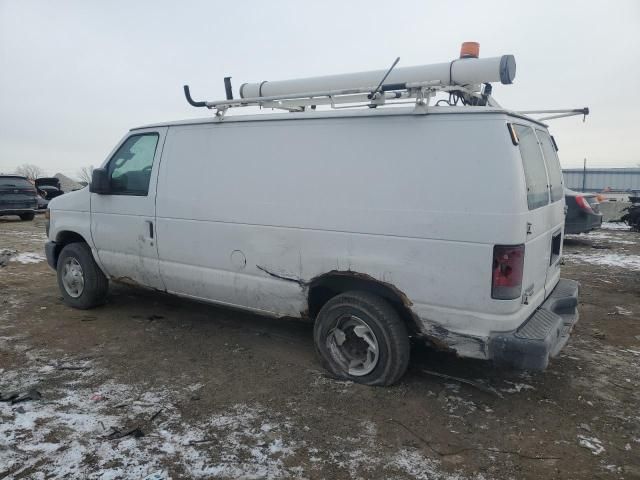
[145, 220, 154, 239]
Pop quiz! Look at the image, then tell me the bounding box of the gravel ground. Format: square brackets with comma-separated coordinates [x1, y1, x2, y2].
[1, 216, 639, 479]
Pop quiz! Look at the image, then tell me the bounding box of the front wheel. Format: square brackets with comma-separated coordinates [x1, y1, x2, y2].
[19, 212, 35, 221]
[313, 291, 410, 386]
[56, 242, 108, 309]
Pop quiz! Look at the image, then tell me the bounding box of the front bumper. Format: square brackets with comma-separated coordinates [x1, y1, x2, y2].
[489, 279, 579, 370]
[0, 208, 36, 216]
[45, 241, 58, 269]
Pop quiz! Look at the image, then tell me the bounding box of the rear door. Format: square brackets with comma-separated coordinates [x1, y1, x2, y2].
[513, 124, 553, 303]
[90, 128, 167, 289]
[535, 129, 565, 290]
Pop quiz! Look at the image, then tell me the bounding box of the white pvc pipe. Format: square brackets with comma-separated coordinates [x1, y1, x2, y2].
[240, 55, 515, 99]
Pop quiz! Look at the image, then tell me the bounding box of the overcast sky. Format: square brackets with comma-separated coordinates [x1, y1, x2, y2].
[1, 0, 639, 178]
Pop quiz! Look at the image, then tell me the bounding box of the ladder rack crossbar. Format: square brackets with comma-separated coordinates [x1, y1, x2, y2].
[516, 108, 590, 122]
[184, 81, 484, 114]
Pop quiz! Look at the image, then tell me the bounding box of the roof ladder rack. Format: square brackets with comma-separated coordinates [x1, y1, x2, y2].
[180, 42, 589, 124]
[183, 43, 516, 117]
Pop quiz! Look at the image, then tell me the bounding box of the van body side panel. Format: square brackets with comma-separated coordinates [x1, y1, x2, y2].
[154, 220, 308, 316]
[155, 114, 531, 337]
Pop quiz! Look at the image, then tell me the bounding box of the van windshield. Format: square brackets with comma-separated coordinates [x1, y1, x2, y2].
[514, 125, 549, 210]
[536, 130, 564, 202]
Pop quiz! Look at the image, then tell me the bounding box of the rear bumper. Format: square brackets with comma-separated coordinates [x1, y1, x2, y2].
[488, 278, 579, 370]
[565, 213, 603, 234]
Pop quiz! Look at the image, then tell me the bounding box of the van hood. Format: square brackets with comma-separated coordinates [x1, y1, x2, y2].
[48, 186, 89, 212]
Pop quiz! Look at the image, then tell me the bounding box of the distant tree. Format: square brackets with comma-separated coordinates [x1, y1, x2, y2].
[15, 164, 44, 181]
[77, 165, 94, 184]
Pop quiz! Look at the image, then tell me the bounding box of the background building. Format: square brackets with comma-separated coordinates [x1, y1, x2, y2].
[563, 168, 640, 193]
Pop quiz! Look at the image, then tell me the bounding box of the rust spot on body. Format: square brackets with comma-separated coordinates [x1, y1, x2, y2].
[112, 276, 141, 287]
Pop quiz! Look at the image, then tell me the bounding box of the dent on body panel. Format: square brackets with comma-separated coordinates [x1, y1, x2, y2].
[254, 263, 485, 356]
[419, 323, 488, 359]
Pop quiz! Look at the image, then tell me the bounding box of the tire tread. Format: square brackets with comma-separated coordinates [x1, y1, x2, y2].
[314, 290, 410, 386]
[57, 242, 108, 309]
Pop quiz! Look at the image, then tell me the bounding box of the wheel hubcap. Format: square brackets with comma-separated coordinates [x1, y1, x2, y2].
[327, 315, 380, 376]
[61, 257, 84, 298]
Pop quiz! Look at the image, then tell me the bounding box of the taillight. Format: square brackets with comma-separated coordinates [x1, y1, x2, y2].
[492, 245, 525, 300]
[575, 195, 593, 213]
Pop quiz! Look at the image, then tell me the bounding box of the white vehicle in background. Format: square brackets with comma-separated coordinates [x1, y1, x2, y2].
[45, 43, 587, 385]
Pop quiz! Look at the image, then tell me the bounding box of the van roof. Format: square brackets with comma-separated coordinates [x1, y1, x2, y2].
[132, 106, 548, 131]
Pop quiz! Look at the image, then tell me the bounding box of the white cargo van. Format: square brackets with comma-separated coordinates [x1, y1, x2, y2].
[46, 45, 583, 385]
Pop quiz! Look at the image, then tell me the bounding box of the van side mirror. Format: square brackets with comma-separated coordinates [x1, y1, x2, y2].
[89, 168, 110, 194]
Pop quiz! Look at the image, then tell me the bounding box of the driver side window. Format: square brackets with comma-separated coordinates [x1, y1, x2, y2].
[107, 133, 159, 196]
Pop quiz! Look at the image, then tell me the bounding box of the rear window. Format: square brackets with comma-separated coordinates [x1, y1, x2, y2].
[536, 130, 564, 202]
[0, 177, 32, 188]
[514, 125, 549, 210]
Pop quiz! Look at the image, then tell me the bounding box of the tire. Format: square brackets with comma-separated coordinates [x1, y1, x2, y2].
[313, 291, 410, 386]
[19, 212, 35, 221]
[56, 242, 108, 309]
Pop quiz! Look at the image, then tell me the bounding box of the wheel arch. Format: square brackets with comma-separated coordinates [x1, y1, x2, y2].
[50, 230, 90, 268]
[306, 270, 420, 334]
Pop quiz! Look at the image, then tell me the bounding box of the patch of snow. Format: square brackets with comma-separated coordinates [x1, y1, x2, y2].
[501, 382, 535, 394]
[310, 370, 354, 390]
[566, 231, 636, 245]
[9, 252, 45, 264]
[386, 449, 486, 480]
[444, 383, 461, 393]
[564, 252, 640, 271]
[185, 382, 204, 392]
[577, 435, 605, 455]
[443, 395, 478, 415]
[143, 472, 167, 480]
[608, 306, 633, 316]
[0, 231, 48, 240]
[601, 222, 631, 231]
[603, 465, 623, 476]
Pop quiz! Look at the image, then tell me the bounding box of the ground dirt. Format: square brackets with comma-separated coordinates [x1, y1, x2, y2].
[1, 216, 639, 479]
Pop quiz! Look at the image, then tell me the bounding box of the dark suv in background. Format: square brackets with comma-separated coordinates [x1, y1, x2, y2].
[0, 175, 38, 221]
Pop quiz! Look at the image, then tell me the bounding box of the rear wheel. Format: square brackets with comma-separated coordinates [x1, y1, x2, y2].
[19, 212, 35, 221]
[313, 291, 410, 386]
[56, 242, 108, 309]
